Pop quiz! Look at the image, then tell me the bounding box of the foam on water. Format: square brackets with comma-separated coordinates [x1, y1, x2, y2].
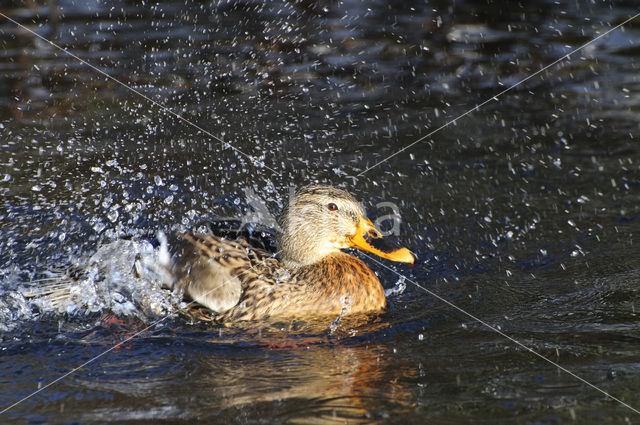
[0, 233, 182, 329]
[385, 276, 406, 298]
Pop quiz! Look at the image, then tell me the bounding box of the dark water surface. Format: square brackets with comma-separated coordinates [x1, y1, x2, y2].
[1, 0, 640, 423]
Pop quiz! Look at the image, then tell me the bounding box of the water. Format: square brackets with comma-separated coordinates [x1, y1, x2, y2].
[1, 0, 640, 423]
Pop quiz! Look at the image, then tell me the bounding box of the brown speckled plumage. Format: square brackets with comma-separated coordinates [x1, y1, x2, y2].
[175, 185, 414, 325]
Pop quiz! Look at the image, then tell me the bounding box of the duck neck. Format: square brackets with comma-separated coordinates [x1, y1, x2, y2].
[277, 241, 336, 269]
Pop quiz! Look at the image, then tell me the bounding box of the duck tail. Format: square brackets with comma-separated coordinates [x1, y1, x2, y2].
[21, 267, 83, 313]
[22, 232, 180, 316]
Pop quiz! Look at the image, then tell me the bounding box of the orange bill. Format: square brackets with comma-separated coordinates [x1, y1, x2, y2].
[348, 216, 416, 264]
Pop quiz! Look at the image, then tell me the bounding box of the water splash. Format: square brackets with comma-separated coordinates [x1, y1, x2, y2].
[329, 295, 352, 334]
[385, 276, 406, 298]
[5, 234, 182, 327]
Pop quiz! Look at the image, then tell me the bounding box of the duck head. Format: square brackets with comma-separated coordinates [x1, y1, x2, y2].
[277, 185, 416, 268]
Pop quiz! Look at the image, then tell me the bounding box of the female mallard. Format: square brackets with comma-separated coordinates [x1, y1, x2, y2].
[175, 184, 415, 323]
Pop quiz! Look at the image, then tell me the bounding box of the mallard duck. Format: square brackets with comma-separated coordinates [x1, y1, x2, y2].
[175, 184, 415, 323]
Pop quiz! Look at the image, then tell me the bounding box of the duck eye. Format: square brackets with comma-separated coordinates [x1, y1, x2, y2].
[327, 203, 338, 211]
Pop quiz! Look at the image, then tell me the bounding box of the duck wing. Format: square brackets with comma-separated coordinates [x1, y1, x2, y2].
[175, 232, 278, 315]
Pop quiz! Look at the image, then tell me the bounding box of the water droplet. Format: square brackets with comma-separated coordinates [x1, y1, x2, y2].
[107, 208, 119, 222]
